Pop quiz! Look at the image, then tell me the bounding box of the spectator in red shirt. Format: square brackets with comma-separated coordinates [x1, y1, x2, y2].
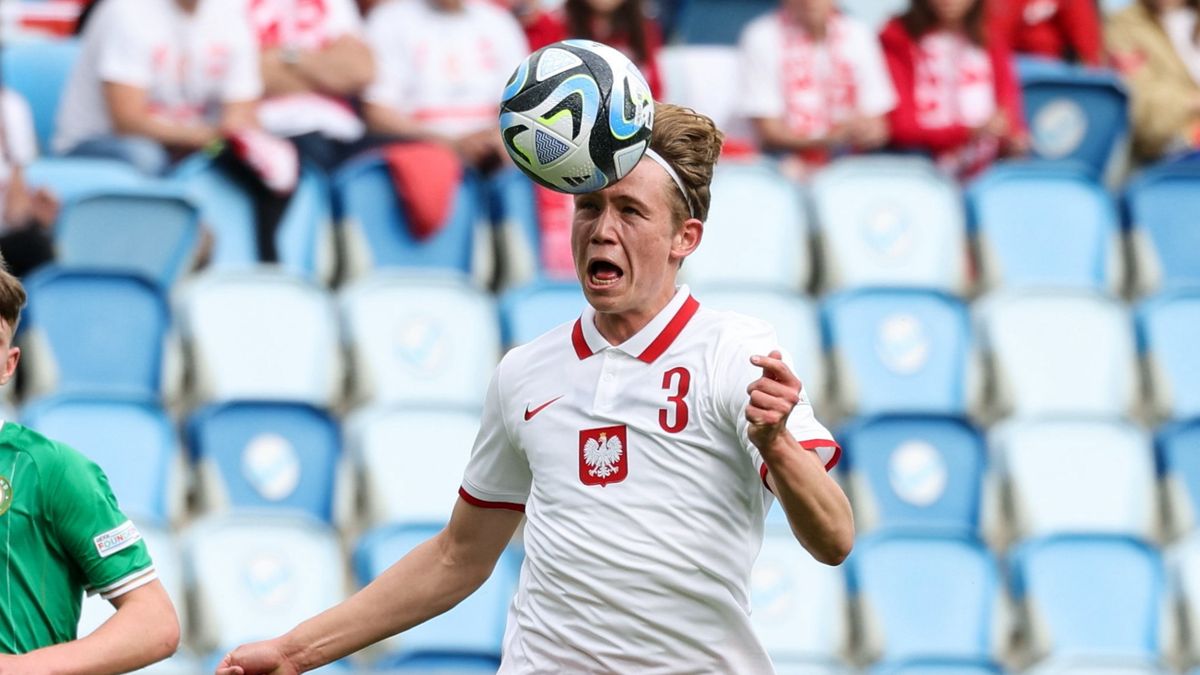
[880, 0, 1029, 178]
[990, 0, 1104, 66]
[562, 0, 664, 96]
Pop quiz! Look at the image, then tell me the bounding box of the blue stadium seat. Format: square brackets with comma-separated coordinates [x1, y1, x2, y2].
[484, 167, 539, 289]
[354, 523, 522, 667]
[674, 0, 774, 44]
[977, 290, 1137, 417]
[1172, 533, 1200, 667]
[184, 513, 347, 654]
[773, 663, 853, 675]
[989, 419, 1157, 543]
[188, 402, 345, 524]
[1127, 164, 1200, 294]
[178, 270, 341, 406]
[823, 289, 977, 417]
[870, 659, 1001, 675]
[848, 532, 1001, 663]
[839, 415, 985, 535]
[1, 38, 80, 152]
[1157, 420, 1200, 537]
[370, 654, 500, 673]
[751, 529, 849, 662]
[699, 288, 825, 403]
[967, 164, 1122, 292]
[680, 161, 811, 291]
[347, 406, 481, 527]
[54, 187, 201, 287]
[1023, 661, 1171, 675]
[334, 151, 483, 282]
[1017, 58, 1129, 181]
[1009, 535, 1165, 662]
[499, 280, 586, 347]
[24, 157, 148, 202]
[340, 272, 499, 408]
[23, 267, 172, 399]
[811, 157, 969, 294]
[1138, 289, 1200, 420]
[22, 394, 182, 526]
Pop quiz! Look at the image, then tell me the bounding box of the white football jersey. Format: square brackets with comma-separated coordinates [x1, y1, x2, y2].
[461, 286, 840, 674]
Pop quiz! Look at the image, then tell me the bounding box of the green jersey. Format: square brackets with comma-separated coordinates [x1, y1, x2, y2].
[0, 421, 154, 654]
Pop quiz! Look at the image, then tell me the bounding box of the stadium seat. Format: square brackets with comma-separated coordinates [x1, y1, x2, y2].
[170, 155, 336, 283]
[1157, 420, 1200, 537]
[1172, 532, 1200, 666]
[773, 662, 854, 675]
[976, 290, 1138, 417]
[1138, 289, 1200, 420]
[21, 394, 184, 526]
[53, 187, 202, 287]
[1009, 535, 1166, 663]
[1017, 59, 1129, 182]
[967, 164, 1123, 292]
[22, 267, 176, 399]
[839, 415, 986, 535]
[1, 38, 80, 152]
[499, 280, 586, 347]
[188, 402, 347, 524]
[848, 532, 1002, 663]
[1103, 0, 1135, 12]
[346, 406, 480, 527]
[673, 0, 773, 45]
[368, 654, 500, 673]
[24, 157, 148, 202]
[340, 272, 500, 408]
[823, 289, 979, 417]
[839, 0, 910, 29]
[184, 513, 347, 653]
[334, 151, 485, 283]
[177, 270, 342, 406]
[354, 523, 522, 666]
[1127, 164, 1200, 294]
[76, 524, 186, 644]
[988, 419, 1158, 543]
[1019, 661, 1169, 675]
[751, 529, 849, 662]
[680, 161, 811, 291]
[870, 659, 1001, 675]
[484, 167, 540, 290]
[699, 288, 825, 403]
[810, 156, 969, 294]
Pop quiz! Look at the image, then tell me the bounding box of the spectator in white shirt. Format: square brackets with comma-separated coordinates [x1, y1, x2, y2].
[0, 89, 56, 277]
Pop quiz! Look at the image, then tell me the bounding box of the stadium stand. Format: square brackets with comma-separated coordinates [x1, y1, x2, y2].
[672, 0, 773, 45]
[0, 38, 79, 152]
[498, 279, 587, 347]
[1158, 420, 1200, 539]
[1139, 289, 1200, 422]
[1126, 164, 1200, 295]
[23, 156, 147, 202]
[871, 660, 1002, 675]
[1173, 532, 1200, 668]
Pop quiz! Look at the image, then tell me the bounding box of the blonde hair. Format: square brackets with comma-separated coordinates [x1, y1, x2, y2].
[649, 103, 724, 223]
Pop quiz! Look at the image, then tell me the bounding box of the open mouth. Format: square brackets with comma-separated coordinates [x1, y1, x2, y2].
[587, 259, 625, 287]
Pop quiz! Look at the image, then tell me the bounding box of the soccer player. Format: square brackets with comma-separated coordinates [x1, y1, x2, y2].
[217, 104, 854, 674]
[0, 263, 180, 672]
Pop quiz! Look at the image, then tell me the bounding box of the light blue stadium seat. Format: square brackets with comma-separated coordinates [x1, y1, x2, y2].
[54, 187, 202, 287]
[1138, 290, 1200, 421]
[371, 654, 500, 673]
[1009, 535, 1165, 662]
[334, 151, 483, 281]
[339, 272, 499, 408]
[675, 0, 774, 44]
[699, 287, 825, 403]
[976, 290, 1137, 417]
[1157, 420, 1200, 537]
[839, 0, 909, 29]
[1023, 659, 1171, 675]
[1017, 58, 1129, 181]
[184, 513, 347, 654]
[1172, 533, 1200, 667]
[752, 529, 849, 662]
[1127, 164, 1200, 294]
[23, 267, 172, 399]
[1, 38, 80, 152]
[680, 161, 811, 291]
[839, 415, 985, 535]
[346, 406, 481, 527]
[24, 157, 148, 202]
[188, 402, 345, 524]
[848, 532, 1000, 663]
[499, 280, 586, 347]
[178, 270, 341, 406]
[967, 164, 1122, 292]
[772, 663, 853, 675]
[989, 419, 1157, 543]
[22, 394, 182, 526]
[811, 156, 969, 294]
[823, 289, 977, 417]
[871, 658, 1001, 675]
[355, 523, 521, 667]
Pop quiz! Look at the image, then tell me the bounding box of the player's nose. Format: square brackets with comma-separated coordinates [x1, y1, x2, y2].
[589, 206, 620, 245]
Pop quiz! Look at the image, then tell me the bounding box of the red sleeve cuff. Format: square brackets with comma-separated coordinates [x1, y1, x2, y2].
[759, 439, 843, 494]
[458, 486, 526, 513]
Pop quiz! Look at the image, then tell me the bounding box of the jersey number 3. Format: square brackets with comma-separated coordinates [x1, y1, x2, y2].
[659, 367, 691, 433]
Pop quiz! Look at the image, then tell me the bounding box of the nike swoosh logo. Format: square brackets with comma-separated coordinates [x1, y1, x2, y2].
[524, 395, 564, 421]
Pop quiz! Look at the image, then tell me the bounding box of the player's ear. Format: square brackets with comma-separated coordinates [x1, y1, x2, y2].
[0, 346, 19, 386]
[671, 218, 703, 262]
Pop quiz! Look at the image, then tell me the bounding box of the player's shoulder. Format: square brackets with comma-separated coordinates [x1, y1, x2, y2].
[691, 305, 778, 359]
[500, 318, 576, 363]
[0, 422, 97, 477]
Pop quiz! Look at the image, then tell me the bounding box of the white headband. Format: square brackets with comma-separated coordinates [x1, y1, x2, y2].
[643, 148, 696, 220]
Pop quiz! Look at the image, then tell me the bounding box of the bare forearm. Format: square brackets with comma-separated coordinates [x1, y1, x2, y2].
[763, 434, 854, 565]
[752, 118, 829, 153]
[293, 37, 375, 97]
[364, 103, 446, 142]
[262, 51, 313, 97]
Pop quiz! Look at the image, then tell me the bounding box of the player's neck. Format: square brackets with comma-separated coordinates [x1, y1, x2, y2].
[592, 290, 676, 346]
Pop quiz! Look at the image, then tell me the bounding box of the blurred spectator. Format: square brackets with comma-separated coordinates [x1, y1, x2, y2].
[990, 0, 1105, 66]
[54, 0, 262, 175]
[880, 0, 1029, 178]
[492, 0, 568, 49]
[562, 0, 664, 96]
[1106, 0, 1200, 161]
[738, 0, 896, 172]
[0, 90, 56, 278]
[248, 0, 376, 171]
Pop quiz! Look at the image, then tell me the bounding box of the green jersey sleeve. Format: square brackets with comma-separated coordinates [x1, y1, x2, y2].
[46, 443, 156, 599]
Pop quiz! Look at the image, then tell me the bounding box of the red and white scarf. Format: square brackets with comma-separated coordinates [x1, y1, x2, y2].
[913, 31, 998, 176]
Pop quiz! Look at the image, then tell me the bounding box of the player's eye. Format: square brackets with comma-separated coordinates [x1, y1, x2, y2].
[621, 205, 644, 218]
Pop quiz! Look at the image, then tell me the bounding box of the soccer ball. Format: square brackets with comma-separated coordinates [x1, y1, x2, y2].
[499, 39, 655, 194]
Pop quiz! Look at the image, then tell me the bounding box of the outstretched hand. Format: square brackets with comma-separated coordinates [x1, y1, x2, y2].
[745, 350, 802, 452]
[215, 640, 299, 675]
